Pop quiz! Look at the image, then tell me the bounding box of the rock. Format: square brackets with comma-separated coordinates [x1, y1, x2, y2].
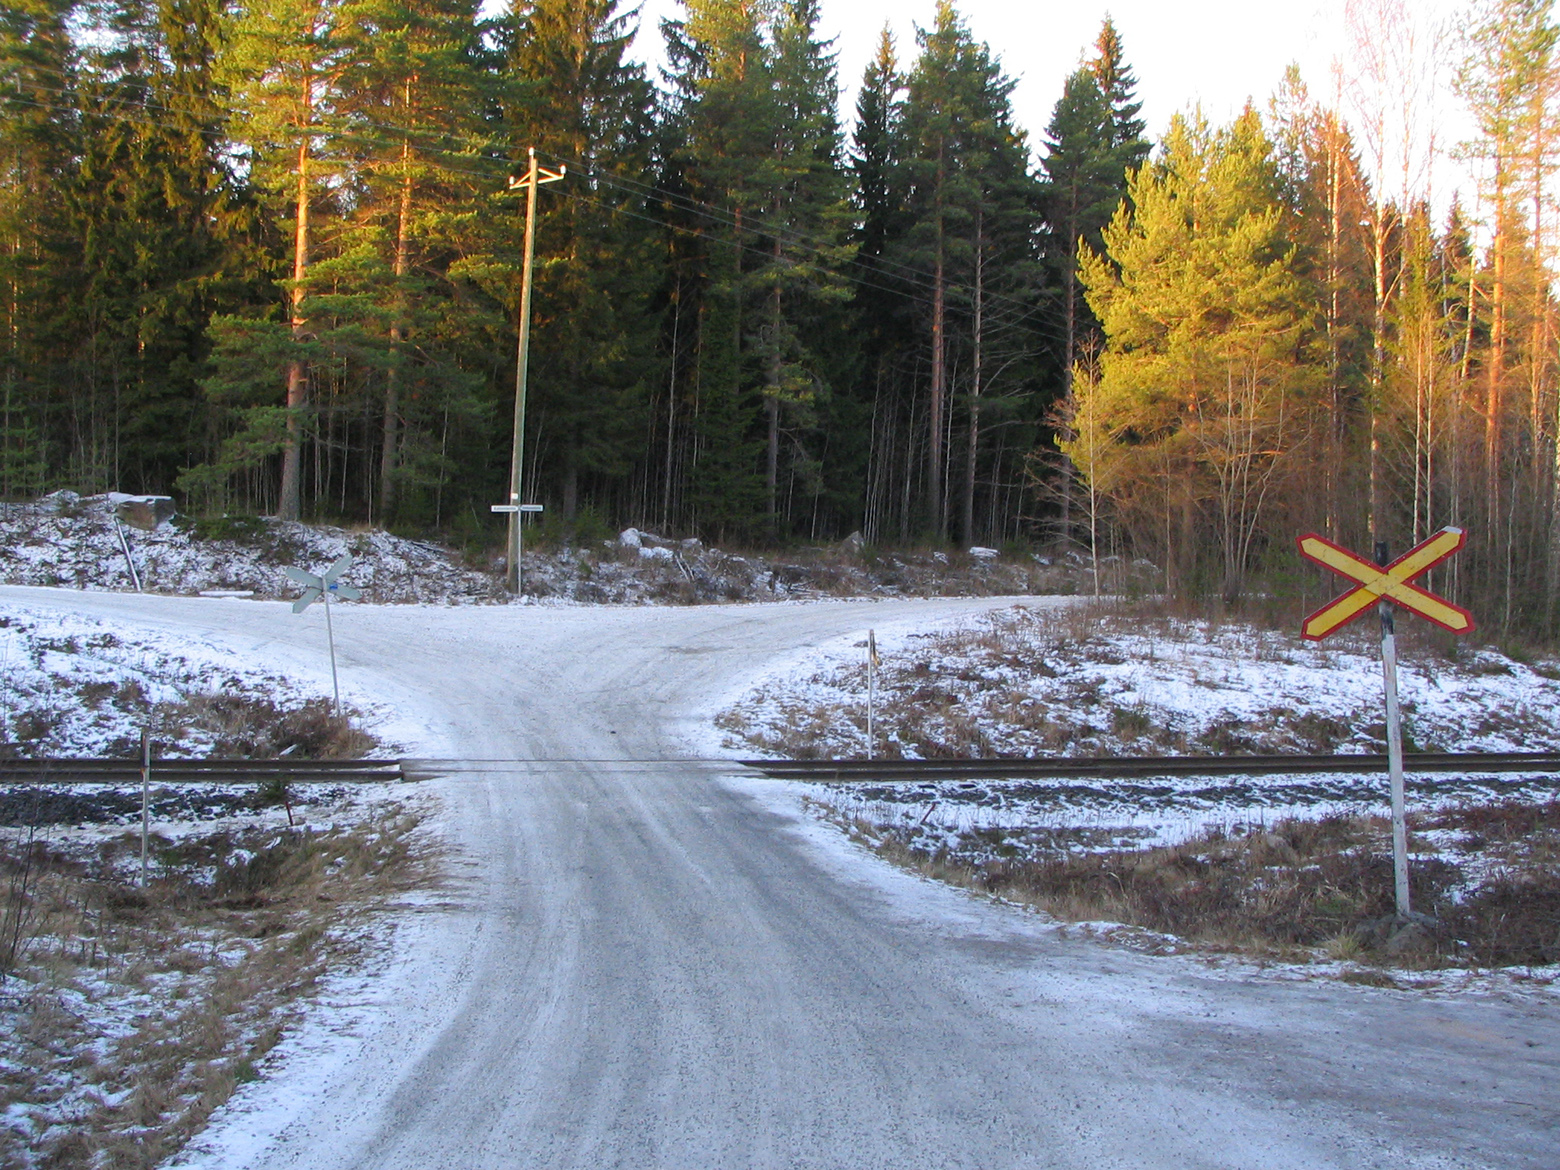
[618, 527, 642, 549]
[968, 546, 999, 559]
[680, 537, 704, 556]
[108, 492, 175, 531]
[839, 530, 866, 556]
[1354, 911, 1440, 957]
[639, 545, 674, 561]
[1384, 921, 1435, 957]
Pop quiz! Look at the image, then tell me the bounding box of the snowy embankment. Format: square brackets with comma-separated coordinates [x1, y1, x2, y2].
[0, 492, 501, 604]
[0, 491, 1116, 607]
[0, 599, 385, 760]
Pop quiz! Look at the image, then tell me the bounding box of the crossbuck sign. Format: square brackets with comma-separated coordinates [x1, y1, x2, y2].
[1298, 527, 1474, 639]
[286, 555, 359, 715]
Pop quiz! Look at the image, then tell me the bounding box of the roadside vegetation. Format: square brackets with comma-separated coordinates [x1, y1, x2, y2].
[0, 788, 430, 1168]
[718, 599, 1560, 762]
[0, 597, 427, 1166]
[834, 802, 1560, 980]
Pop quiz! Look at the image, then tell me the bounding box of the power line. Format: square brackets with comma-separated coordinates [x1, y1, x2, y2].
[0, 79, 1072, 348]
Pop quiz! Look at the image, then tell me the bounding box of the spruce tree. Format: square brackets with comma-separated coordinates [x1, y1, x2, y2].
[502, 0, 660, 529]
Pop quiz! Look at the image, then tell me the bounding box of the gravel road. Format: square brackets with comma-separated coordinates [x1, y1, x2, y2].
[1, 586, 1552, 1169]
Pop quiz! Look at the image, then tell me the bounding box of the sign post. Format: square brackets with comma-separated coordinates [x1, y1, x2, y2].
[492, 503, 544, 597]
[139, 729, 150, 889]
[286, 555, 361, 717]
[1297, 527, 1474, 919]
[866, 630, 879, 760]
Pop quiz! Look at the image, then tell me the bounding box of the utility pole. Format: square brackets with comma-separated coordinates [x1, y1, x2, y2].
[505, 148, 566, 595]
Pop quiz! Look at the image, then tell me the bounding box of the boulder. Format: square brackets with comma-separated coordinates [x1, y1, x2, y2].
[108, 492, 176, 531]
[839, 530, 866, 556]
[618, 527, 643, 549]
[968, 546, 999, 559]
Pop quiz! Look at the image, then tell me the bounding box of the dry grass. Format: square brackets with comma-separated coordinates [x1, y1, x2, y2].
[0, 801, 431, 1168]
[155, 695, 375, 759]
[838, 801, 1560, 970]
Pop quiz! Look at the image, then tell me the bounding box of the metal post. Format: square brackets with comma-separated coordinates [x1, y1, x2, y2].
[504, 149, 565, 596]
[324, 594, 341, 719]
[139, 729, 150, 889]
[867, 629, 876, 761]
[1376, 540, 1411, 918]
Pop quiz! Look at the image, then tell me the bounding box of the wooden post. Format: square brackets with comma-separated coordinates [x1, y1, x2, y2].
[504, 150, 565, 596]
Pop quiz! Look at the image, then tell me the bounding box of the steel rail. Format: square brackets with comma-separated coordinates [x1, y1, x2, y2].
[735, 751, 1560, 783]
[0, 758, 403, 783]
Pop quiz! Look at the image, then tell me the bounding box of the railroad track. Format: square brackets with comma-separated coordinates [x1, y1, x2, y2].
[6, 751, 1560, 786]
[0, 758, 404, 784]
[737, 751, 1560, 783]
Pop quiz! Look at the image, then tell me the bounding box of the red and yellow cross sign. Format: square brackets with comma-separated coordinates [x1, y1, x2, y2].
[1297, 527, 1475, 640]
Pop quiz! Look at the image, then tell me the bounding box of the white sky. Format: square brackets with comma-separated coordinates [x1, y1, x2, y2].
[627, 0, 1478, 211]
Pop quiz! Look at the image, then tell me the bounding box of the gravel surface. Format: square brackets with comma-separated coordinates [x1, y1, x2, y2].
[1, 585, 1552, 1170]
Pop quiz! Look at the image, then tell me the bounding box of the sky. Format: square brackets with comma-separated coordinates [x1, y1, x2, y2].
[627, 0, 1476, 209]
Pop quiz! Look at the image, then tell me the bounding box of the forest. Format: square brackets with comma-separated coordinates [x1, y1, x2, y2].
[3, 0, 1560, 640]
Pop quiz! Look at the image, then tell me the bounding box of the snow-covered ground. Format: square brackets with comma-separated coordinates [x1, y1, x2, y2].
[716, 603, 1560, 852]
[2, 588, 1554, 1169]
[0, 597, 399, 760]
[0, 587, 431, 1166]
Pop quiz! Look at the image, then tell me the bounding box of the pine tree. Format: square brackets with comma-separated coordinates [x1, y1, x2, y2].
[335, 0, 486, 522]
[217, 0, 353, 519]
[754, 0, 853, 532]
[1456, 0, 1557, 551]
[1074, 109, 1324, 599]
[666, 0, 773, 539]
[0, 0, 78, 496]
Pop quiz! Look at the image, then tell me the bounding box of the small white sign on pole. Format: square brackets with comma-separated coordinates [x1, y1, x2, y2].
[491, 503, 544, 595]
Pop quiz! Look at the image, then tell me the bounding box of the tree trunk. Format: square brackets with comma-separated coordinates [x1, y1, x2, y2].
[766, 271, 781, 535]
[279, 126, 310, 522]
[1367, 197, 1388, 544]
[962, 215, 983, 547]
[1059, 199, 1077, 549]
[380, 131, 412, 523]
[929, 148, 946, 542]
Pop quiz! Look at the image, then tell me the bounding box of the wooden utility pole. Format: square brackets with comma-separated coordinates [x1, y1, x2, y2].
[505, 149, 566, 595]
